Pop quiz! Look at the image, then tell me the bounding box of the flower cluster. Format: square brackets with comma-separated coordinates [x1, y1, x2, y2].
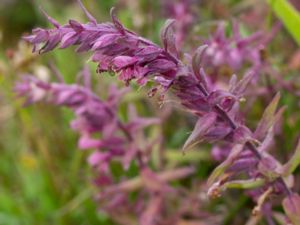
[15, 68, 203, 224]
[15, 69, 141, 176]
[20, 1, 300, 224]
[24, 5, 178, 90]
[203, 22, 265, 75]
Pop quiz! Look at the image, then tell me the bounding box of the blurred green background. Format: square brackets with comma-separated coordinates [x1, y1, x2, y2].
[0, 0, 300, 224]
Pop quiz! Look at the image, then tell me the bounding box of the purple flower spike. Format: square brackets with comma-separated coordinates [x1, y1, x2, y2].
[21, 2, 300, 223]
[23, 6, 180, 90]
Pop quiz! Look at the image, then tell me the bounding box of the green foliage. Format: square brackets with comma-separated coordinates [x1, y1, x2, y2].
[267, 0, 300, 46]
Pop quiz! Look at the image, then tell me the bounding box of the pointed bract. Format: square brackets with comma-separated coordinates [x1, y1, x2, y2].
[160, 19, 178, 57]
[281, 139, 300, 176]
[254, 92, 281, 139]
[110, 7, 126, 35]
[207, 144, 244, 187]
[192, 45, 208, 83]
[77, 0, 97, 24]
[39, 7, 60, 28]
[183, 112, 217, 152]
[282, 193, 300, 225]
[230, 71, 254, 96]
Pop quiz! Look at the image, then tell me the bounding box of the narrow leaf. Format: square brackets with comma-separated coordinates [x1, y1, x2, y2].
[223, 178, 265, 190]
[254, 92, 281, 139]
[207, 144, 244, 187]
[281, 139, 300, 176]
[266, 0, 300, 46]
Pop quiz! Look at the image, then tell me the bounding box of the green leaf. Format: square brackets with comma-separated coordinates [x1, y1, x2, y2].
[254, 92, 281, 140]
[223, 178, 265, 190]
[281, 139, 300, 176]
[266, 0, 300, 46]
[207, 144, 244, 187]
